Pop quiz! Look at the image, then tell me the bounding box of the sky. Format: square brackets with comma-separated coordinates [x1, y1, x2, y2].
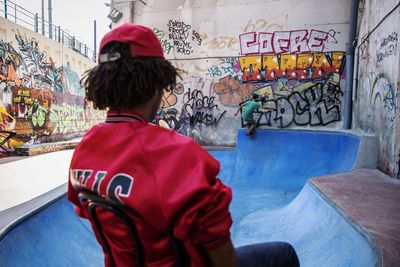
[10, 0, 111, 51]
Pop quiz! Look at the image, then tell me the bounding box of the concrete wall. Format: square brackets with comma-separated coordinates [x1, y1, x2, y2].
[0, 17, 103, 155]
[111, 0, 134, 27]
[125, 0, 351, 146]
[354, 0, 400, 177]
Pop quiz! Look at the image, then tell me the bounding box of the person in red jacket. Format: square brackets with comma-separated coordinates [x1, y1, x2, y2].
[68, 23, 299, 267]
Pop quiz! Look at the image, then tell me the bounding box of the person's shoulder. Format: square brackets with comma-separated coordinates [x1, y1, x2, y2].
[144, 123, 197, 147]
[75, 123, 104, 144]
[142, 124, 214, 164]
[242, 100, 251, 106]
[146, 123, 188, 138]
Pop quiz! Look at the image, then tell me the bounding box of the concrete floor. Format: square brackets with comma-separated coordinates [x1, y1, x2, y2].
[311, 169, 400, 267]
[0, 156, 29, 164]
[0, 150, 74, 211]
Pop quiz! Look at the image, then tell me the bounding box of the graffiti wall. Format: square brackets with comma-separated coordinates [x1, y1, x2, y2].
[0, 18, 102, 157]
[129, 0, 350, 146]
[354, 0, 400, 177]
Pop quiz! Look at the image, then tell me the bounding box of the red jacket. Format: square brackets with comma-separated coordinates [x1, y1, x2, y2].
[68, 110, 233, 267]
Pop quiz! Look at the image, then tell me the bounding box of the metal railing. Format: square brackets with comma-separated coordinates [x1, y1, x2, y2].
[0, 0, 97, 62]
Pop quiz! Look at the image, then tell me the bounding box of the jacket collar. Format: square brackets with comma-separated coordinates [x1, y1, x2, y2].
[105, 109, 147, 124]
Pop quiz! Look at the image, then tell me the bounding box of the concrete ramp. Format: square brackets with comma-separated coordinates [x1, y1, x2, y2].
[211, 129, 362, 231]
[234, 183, 378, 267]
[212, 130, 377, 266]
[0, 129, 379, 266]
[0, 196, 102, 266]
[219, 129, 361, 189]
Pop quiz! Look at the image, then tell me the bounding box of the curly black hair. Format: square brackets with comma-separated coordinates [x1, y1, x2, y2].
[81, 41, 178, 110]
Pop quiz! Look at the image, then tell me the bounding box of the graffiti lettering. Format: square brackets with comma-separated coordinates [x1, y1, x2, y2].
[206, 66, 222, 78]
[191, 110, 226, 126]
[153, 27, 174, 55]
[204, 59, 241, 79]
[328, 29, 339, 44]
[376, 32, 398, 63]
[192, 30, 203, 45]
[380, 32, 398, 49]
[243, 19, 284, 32]
[206, 65, 235, 78]
[239, 52, 344, 82]
[49, 103, 88, 134]
[183, 88, 224, 126]
[240, 29, 330, 55]
[250, 80, 342, 128]
[376, 44, 397, 63]
[202, 34, 239, 51]
[168, 20, 193, 55]
[184, 88, 218, 111]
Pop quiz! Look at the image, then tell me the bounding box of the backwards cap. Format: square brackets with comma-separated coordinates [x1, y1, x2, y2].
[98, 23, 164, 63]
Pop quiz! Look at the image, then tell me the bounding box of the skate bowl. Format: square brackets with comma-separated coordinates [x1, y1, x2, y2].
[0, 129, 379, 266]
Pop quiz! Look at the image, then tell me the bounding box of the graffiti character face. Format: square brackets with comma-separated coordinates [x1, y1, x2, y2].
[32, 99, 39, 113]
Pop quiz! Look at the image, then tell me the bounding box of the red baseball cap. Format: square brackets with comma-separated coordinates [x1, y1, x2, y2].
[98, 23, 164, 63]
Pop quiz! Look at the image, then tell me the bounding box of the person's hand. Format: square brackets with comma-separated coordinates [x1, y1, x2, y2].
[261, 105, 274, 111]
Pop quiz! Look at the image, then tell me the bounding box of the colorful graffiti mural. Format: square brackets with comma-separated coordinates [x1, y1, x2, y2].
[15, 31, 64, 92]
[254, 74, 342, 128]
[239, 52, 344, 82]
[151, 22, 346, 145]
[0, 31, 103, 157]
[233, 29, 344, 129]
[213, 75, 256, 106]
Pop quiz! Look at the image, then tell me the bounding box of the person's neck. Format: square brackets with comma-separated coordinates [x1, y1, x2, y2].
[112, 92, 161, 122]
[131, 106, 151, 121]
